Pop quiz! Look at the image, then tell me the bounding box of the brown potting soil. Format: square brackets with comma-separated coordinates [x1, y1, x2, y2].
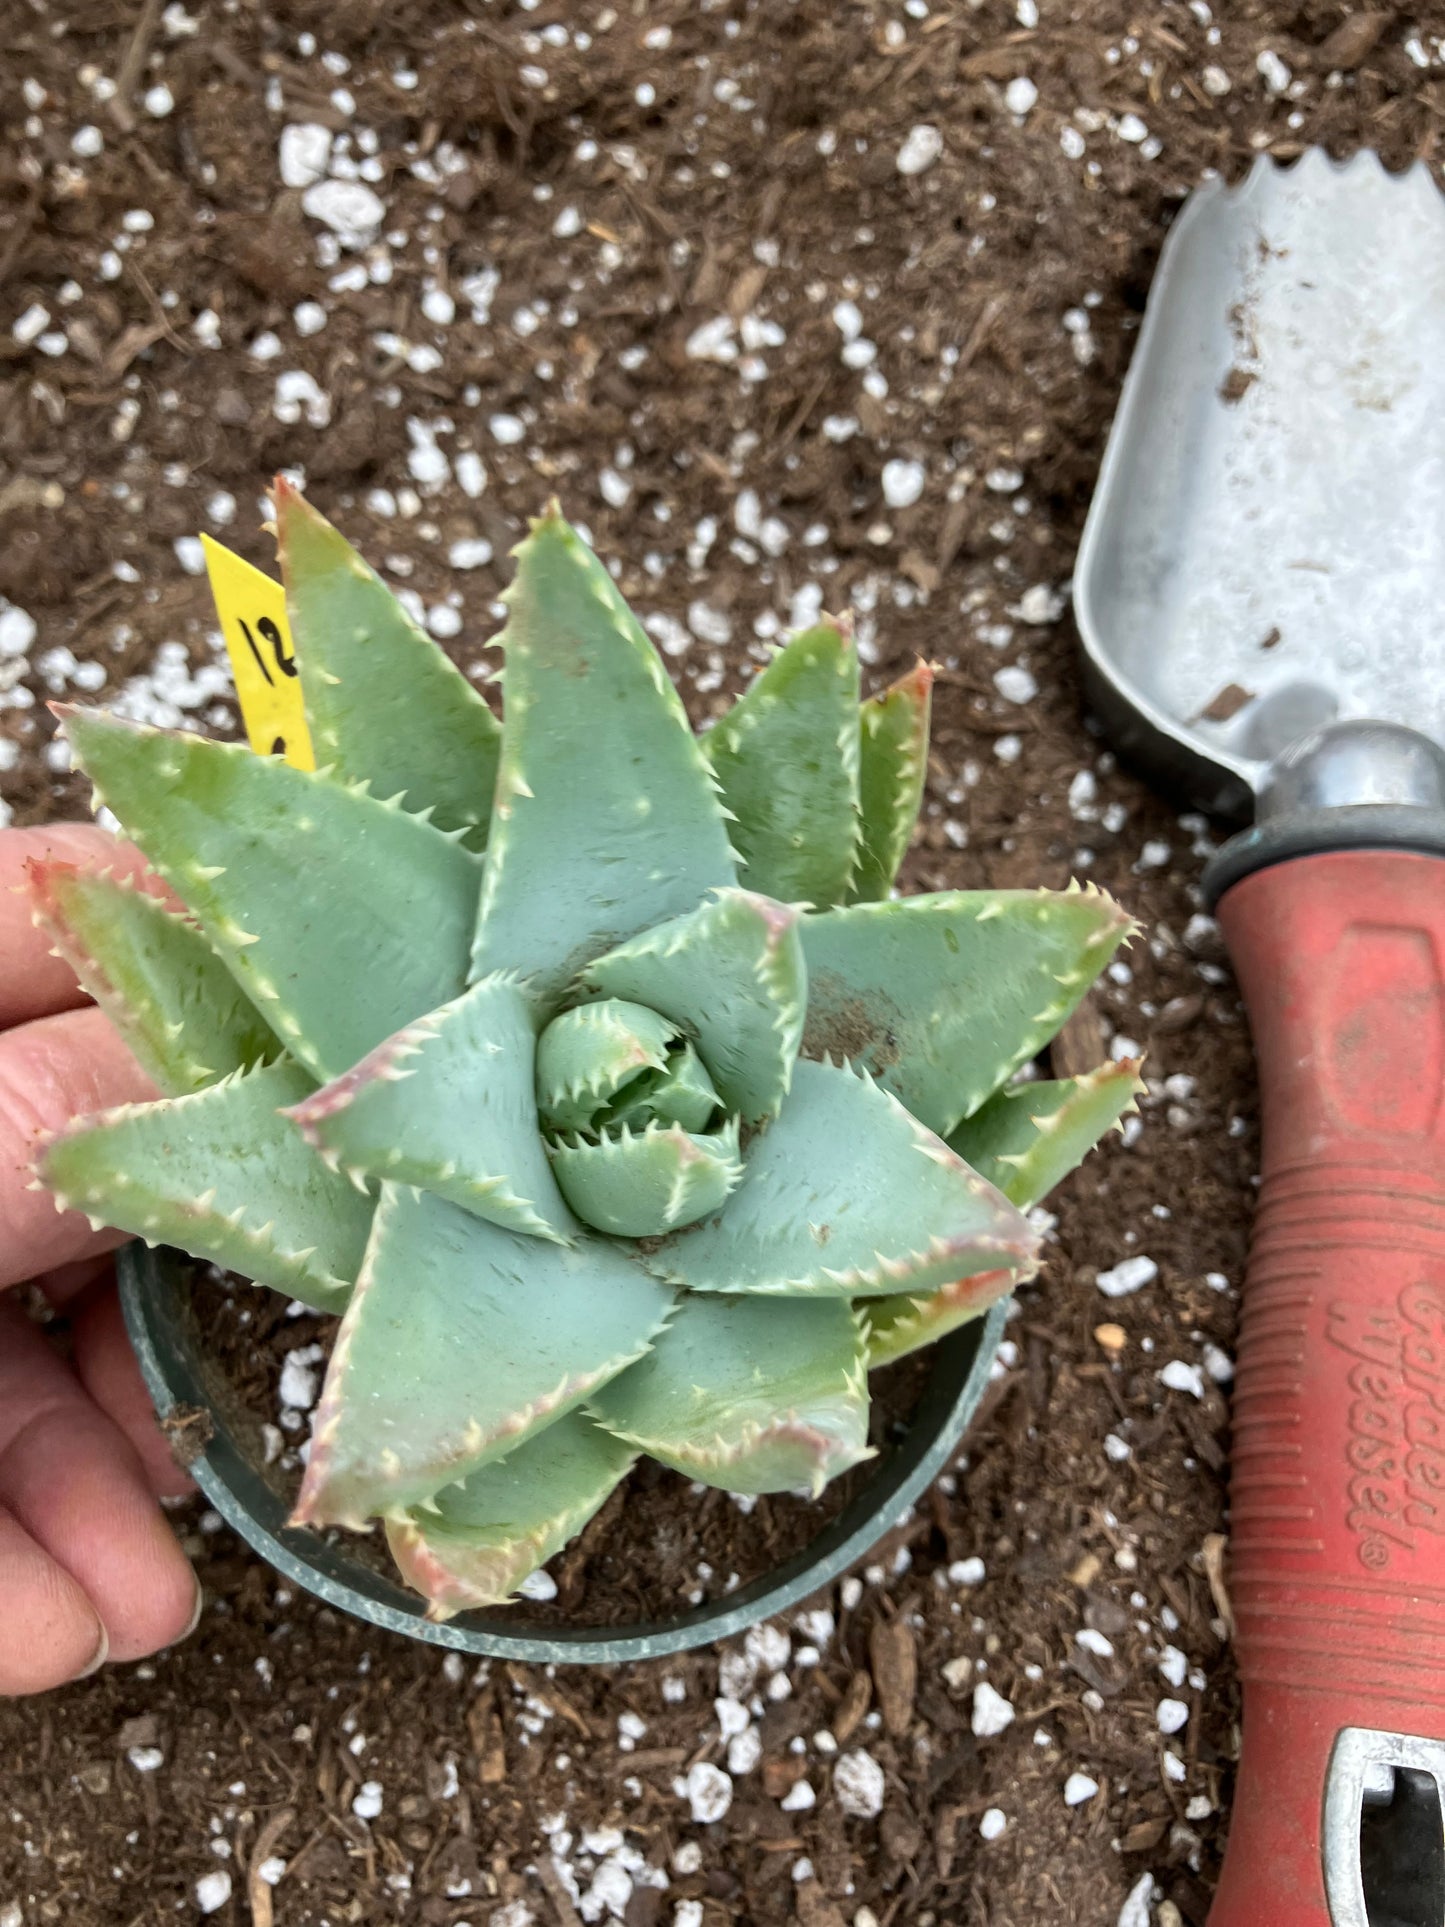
[3, 3, 1439, 1923]
[182, 1262, 940, 1626]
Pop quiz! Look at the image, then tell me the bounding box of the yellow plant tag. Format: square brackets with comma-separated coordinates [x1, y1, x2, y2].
[200, 534, 315, 771]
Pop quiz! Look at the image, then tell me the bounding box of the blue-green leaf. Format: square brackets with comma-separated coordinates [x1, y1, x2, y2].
[26, 862, 278, 1096]
[642, 1058, 1036, 1298]
[386, 1412, 635, 1617]
[470, 510, 735, 1007]
[801, 887, 1133, 1137]
[590, 1293, 871, 1496]
[60, 708, 483, 1084]
[850, 661, 932, 903]
[704, 622, 860, 908]
[294, 1185, 673, 1527]
[288, 974, 573, 1242]
[277, 480, 501, 850]
[40, 1059, 370, 1313]
[581, 888, 805, 1125]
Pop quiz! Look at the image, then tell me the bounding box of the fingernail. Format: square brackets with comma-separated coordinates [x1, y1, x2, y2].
[175, 1571, 204, 1645]
[74, 1621, 109, 1681]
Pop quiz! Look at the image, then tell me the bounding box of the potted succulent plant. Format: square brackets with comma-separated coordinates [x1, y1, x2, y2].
[28, 486, 1137, 1661]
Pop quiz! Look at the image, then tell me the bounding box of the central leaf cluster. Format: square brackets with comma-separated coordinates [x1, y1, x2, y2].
[535, 994, 740, 1237]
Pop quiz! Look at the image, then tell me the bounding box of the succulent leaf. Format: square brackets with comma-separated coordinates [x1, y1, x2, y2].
[385, 1412, 636, 1617]
[602, 1042, 718, 1133]
[642, 1058, 1037, 1298]
[25, 860, 278, 1095]
[470, 510, 735, 1006]
[276, 481, 501, 850]
[548, 1117, 742, 1238]
[948, 1060, 1144, 1208]
[287, 974, 573, 1242]
[60, 709, 483, 1084]
[590, 1293, 872, 1496]
[704, 622, 861, 907]
[800, 888, 1132, 1138]
[862, 1267, 1018, 1370]
[293, 1184, 673, 1528]
[864, 1062, 1143, 1367]
[535, 999, 678, 1134]
[850, 661, 932, 903]
[40, 1059, 370, 1313]
[581, 888, 805, 1125]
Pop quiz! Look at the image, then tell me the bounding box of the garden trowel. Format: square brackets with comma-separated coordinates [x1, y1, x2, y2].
[1074, 149, 1445, 1927]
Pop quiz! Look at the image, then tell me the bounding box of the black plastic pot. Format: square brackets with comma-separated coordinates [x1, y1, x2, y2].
[119, 1242, 1008, 1665]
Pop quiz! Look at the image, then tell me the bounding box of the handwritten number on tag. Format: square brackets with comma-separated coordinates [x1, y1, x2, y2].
[260, 615, 297, 678]
[238, 615, 296, 686]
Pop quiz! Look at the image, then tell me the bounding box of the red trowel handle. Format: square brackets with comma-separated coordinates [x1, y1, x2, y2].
[1209, 849, 1445, 1926]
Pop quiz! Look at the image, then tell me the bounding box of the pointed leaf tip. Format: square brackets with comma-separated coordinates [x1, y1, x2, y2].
[293, 1185, 672, 1529]
[277, 487, 501, 849]
[471, 517, 735, 1004]
[705, 622, 862, 909]
[590, 1294, 871, 1497]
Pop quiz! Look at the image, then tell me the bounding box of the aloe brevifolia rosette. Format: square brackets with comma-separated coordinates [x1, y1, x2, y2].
[29, 483, 1140, 1621]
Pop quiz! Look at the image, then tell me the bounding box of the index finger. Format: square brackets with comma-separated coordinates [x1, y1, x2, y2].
[0, 825, 152, 1029]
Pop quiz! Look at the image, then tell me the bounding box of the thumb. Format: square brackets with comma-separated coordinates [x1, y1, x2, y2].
[0, 1006, 156, 1292]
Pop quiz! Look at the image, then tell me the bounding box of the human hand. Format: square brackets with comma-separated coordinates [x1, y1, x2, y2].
[0, 824, 202, 1693]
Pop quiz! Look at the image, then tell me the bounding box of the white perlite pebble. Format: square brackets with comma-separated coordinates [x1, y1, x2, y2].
[675, 1904, 704, 1927]
[993, 665, 1038, 705]
[727, 1728, 762, 1776]
[1157, 1698, 1189, 1735]
[1076, 1628, 1114, 1658]
[490, 413, 526, 445]
[1064, 1773, 1099, 1806]
[1016, 583, 1066, 624]
[352, 1780, 384, 1819]
[1118, 1872, 1155, 1927]
[1160, 1360, 1205, 1400]
[195, 1870, 232, 1914]
[1, 1908, 22, 1927]
[833, 1749, 885, 1818]
[1004, 77, 1038, 116]
[781, 1779, 816, 1812]
[279, 123, 332, 187]
[979, 1807, 1007, 1840]
[881, 458, 926, 509]
[421, 286, 456, 326]
[278, 1353, 319, 1411]
[294, 301, 327, 337]
[1096, 1255, 1157, 1299]
[685, 315, 738, 363]
[682, 1761, 732, 1824]
[1158, 1647, 1187, 1690]
[896, 124, 944, 176]
[13, 303, 51, 345]
[1202, 65, 1231, 97]
[517, 1569, 557, 1601]
[274, 369, 331, 428]
[173, 537, 206, 576]
[127, 1745, 164, 1772]
[1257, 49, 1292, 93]
[144, 83, 174, 117]
[948, 1556, 985, 1586]
[972, 1682, 1015, 1738]
[715, 1697, 750, 1740]
[1116, 113, 1149, 143]
[672, 1843, 702, 1876]
[301, 179, 385, 247]
[0, 603, 36, 656]
[448, 538, 493, 570]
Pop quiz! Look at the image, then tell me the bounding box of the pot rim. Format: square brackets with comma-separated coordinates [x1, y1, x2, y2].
[119, 1241, 1007, 1665]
